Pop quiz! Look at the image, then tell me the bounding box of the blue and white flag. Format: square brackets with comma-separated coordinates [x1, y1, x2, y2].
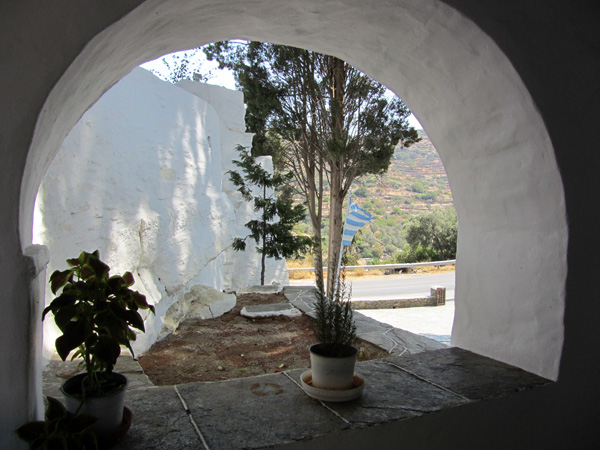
[341, 198, 372, 246]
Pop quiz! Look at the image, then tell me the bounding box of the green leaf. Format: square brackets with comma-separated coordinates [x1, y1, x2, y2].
[66, 258, 80, 267]
[15, 421, 48, 443]
[55, 321, 86, 361]
[121, 309, 145, 331]
[43, 292, 77, 321]
[53, 305, 78, 332]
[132, 291, 154, 313]
[66, 413, 97, 433]
[49, 270, 71, 295]
[88, 254, 109, 278]
[45, 396, 68, 422]
[121, 271, 134, 286]
[95, 337, 121, 368]
[47, 435, 68, 450]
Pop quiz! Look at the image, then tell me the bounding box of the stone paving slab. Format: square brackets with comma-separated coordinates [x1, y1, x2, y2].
[386, 347, 551, 401]
[113, 386, 200, 450]
[42, 355, 153, 399]
[237, 284, 283, 294]
[287, 359, 467, 429]
[241, 302, 302, 318]
[177, 372, 349, 450]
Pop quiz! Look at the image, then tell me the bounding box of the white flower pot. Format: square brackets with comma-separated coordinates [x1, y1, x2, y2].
[309, 343, 357, 390]
[61, 372, 128, 435]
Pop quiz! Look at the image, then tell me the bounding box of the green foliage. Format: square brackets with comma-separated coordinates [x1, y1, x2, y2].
[204, 40, 420, 293]
[409, 181, 425, 193]
[228, 146, 313, 284]
[395, 244, 439, 263]
[42, 250, 155, 394]
[416, 192, 438, 202]
[313, 268, 356, 356]
[354, 186, 369, 198]
[402, 207, 458, 260]
[16, 397, 98, 450]
[151, 49, 209, 83]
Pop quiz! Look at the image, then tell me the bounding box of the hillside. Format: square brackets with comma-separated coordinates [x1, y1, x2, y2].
[293, 130, 454, 261]
[355, 130, 453, 214]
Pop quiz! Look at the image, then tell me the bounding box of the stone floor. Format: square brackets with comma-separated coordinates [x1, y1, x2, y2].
[42, 286, 551, 450]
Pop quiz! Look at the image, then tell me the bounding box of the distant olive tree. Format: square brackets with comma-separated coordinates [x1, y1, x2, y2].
[399, 207, 458, 262]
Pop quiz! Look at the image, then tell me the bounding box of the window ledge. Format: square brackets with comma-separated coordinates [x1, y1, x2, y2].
[44, 347, 550, 450]
[42, 286, 550, 449]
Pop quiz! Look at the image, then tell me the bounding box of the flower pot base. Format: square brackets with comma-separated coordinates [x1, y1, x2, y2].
[300, 370, 365, 402]
[98, 407, 132, 447]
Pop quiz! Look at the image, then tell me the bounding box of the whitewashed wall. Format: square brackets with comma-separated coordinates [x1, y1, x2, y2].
[33, 68, 288, 357]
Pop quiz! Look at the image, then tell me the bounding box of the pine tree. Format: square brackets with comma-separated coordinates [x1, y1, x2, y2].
[228, 145, 313, 285]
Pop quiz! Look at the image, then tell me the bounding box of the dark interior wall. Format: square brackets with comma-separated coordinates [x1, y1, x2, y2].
[1, 1, 599, 448]
[0, 2, 144, 448]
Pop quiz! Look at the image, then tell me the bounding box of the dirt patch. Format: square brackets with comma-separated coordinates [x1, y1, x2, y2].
[138, 292, 388, 386]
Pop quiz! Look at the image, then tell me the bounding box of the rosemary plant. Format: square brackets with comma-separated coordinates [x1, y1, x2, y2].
[313, 268, 357, 357]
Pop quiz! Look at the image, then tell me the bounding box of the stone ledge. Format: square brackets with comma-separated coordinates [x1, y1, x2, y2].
[42, 287, 552, 450]
[105, 348, 550, 450]
[351, 297, 438, 309]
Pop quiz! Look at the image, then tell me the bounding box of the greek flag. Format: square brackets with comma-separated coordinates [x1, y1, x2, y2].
[342, 198, 372, 246]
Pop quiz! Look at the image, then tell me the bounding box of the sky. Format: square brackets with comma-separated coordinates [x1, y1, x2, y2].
[140, 50, 423, 130]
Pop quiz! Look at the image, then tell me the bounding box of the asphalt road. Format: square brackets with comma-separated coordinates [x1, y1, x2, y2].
[289, 271, 456, 345]
[348, 271, 455, 300]
[290, 271, 455, 300]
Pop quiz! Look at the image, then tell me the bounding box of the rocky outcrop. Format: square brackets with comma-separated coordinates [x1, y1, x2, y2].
[160, 285, 237, 340]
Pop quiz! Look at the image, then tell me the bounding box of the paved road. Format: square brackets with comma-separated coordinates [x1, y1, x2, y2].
[347, 271, 455, 300]
[290, 271, 455, 300]
[289, 271, 456, 345]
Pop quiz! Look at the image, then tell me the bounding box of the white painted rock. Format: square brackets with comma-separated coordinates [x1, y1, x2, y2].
[237, 284, 283, 295]
[240, 303, 302, 319]
[185, 285, 236, 320]
[160, 285, 236, 339]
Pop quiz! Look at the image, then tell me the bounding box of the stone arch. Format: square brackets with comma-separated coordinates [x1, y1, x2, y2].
[20, 0, 566, 380]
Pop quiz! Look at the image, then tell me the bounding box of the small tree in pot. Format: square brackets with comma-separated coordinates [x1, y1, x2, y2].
[42, 250, 155, 436]
[310, 269, 357, 390]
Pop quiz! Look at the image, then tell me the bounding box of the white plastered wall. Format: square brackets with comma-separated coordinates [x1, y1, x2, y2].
[21, 0, 566, 380]
[33, 68, 288, 356]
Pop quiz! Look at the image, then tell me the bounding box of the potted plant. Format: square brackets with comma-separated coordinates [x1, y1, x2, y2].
[309, 269, 358, 390]
[16, 396, 98, 450]
[42, 250, 155, 437]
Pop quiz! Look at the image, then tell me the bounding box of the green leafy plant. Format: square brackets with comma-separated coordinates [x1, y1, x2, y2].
[312, 266, 356, 356]
[42, 250, 155, 395]
[16, 396, 98, 450]
[228, 145, 312, 285]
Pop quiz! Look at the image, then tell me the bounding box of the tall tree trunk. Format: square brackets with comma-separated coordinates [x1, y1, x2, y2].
[308, 160, 325, 292]
[304, 64, 325, 292]
[327, 166, 344, 297]
[261, 183, 267, 285]
[326, 56, 346, 297]
[312, 227, 325, 292]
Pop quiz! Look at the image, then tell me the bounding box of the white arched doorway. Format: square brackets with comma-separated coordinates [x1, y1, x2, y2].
[21, 0, 566, 381]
